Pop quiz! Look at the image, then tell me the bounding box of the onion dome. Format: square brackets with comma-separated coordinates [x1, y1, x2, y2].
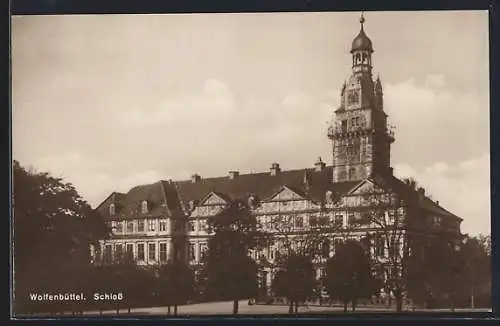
[350, 13, 374, 53]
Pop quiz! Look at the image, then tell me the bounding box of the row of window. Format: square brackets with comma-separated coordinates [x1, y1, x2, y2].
[111, 219, 168, 234]
[188, 220, 208, 233]
[258, 213, 376, 230]
[103, 242, 169, 262]
[187, 243, 209, 261]
[257, 236, 399, 261]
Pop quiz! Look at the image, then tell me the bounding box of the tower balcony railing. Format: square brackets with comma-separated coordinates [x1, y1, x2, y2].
[327, 123, 396, 139]
[386, 124, 396, 139]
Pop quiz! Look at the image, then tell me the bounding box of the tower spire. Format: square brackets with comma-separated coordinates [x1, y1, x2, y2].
[360, 11, 365, 28]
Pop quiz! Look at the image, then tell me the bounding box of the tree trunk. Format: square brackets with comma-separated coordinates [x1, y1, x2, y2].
[174, 304, 178, 316]
[352, 300, 356, 312]
[294, 301, 298, 313]
[128, 306, 131, 314]
[289, 301, 294, 314]
[233, 299, 239, 314]
[343, 301, 348, 312]
[395, 289, 403, 313]
[471, 286, 475, 309]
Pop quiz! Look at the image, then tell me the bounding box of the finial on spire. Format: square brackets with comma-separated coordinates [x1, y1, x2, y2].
[360, 11, 365, 25]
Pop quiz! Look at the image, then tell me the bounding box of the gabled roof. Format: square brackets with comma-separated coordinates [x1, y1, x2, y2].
[94, 167, 460, 222]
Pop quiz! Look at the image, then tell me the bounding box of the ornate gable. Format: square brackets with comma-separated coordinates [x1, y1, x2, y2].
[268, 186, 307, 202]
[348, 179, 385, 195]
[200, 192, 230, 206]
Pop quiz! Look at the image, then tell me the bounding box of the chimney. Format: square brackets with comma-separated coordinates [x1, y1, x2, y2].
[418, 187, 425, 196]
[314, 157, 326, 172]
[436, 201, 440, 206]
[229, 171, 239, 180]
[270, 163, 281, 176]
[303, 170, 311, 189]
[191, 174, 201, 183]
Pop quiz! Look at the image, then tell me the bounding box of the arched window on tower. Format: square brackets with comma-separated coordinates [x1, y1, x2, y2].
[355, 53, 361, 64]
[362, 52, 367, 64]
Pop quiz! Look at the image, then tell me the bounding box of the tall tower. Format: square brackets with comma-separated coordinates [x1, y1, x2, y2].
[328, 13, 395, 183]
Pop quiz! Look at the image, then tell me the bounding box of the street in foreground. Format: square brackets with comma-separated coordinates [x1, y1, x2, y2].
[20, 300, 491, 317]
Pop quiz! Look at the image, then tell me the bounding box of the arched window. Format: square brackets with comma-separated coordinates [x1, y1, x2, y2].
[355, 53, 361, 64]
[362, 52, 368, 63]
[109, 203, 115, 216]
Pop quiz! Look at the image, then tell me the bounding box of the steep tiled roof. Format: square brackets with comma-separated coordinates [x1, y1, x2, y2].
[173, 166, 357, 209]
[95, 167, 459, 222]
[97, 181, 176, 219]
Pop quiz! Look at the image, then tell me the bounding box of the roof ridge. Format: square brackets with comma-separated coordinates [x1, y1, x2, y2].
[173, 166, 333, 184]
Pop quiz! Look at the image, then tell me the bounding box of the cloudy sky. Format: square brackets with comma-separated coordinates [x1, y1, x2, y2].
[12, 11, 490, 235]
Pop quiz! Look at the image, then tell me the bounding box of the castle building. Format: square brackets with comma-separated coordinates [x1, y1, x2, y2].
[93, 15, 462, 300]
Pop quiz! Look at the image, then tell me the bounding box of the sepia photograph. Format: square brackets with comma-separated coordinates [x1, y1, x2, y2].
[11, 10, 491, 317]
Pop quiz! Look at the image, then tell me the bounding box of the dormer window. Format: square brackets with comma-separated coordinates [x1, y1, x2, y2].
[141, 200, 148, 214]
[109, 203, 116, 216]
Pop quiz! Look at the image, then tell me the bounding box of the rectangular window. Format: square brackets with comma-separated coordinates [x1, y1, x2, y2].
[148, 243, 156, 261]
[148, 220, 156, 232]
[159, 243, 167, 262]
[126, 243, 134, 259]
[294, 216, 303, 228]
[199, 220, 207, 232]
[104, 244, 112, 263]
[138, 220, 145, 232]
[341, 120, 347, 132]
[334, 215, 343, 227]
[189, 221, 196, 232]
[189, 243, 196, 261]
[127, 221, 134, 233]
[159, 219, 167, 232]
[116, 222, 123, 233]
[348, 213, 356, 225]
[137, 243, 145, 260]
[199, 243, 208, 259]
[309, 216, 317, 227]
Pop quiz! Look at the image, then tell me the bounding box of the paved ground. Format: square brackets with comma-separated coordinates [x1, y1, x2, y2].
[22, 300, 491, 317]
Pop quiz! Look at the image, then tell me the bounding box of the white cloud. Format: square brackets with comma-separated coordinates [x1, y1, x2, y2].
[424, 73, 446, 88]
[384, 75, 488, 170]
[394, 153, 490, 236]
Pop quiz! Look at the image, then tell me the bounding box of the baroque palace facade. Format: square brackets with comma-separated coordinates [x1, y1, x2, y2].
[93, 16, 462, 299]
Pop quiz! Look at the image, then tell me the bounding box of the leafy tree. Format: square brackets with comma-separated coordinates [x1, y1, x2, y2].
[460, 234, 491, 308]
[199, 200, 262, 314]
[13, 160, 109, 314]
[408, 234, 491, 310]
[157, 260, 196, 316]
[271, 253, 316, 313]
[323, 240, 378, 312]
[406, 235, 464, 310]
